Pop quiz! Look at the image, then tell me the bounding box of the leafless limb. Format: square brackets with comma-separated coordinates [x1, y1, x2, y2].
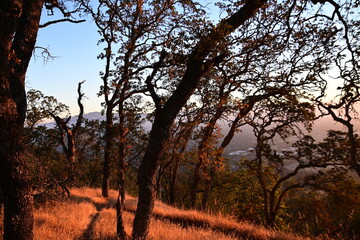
[39, 18, 85, 28]
[145, 50, 167, 109]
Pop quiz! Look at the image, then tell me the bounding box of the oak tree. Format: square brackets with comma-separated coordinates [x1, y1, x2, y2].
[132, 1, 268, 239]
[0, 1, 83, 238]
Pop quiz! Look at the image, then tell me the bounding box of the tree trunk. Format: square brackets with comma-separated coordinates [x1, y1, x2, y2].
[168, 155, 180, 205]
[155, 166, 163, 199]
[170, 115, 202, 205]
[116, 103, 127, 239]
[347, 124, 360, 177]
[201, 167, 215, 210]
[51, 118, 78, 183]
[132, 112, 172, 239]
[66, 133, 77, 182]
[0, 0, 44, 239]
[50, 81, 85, 186]
[131, 1, 267, 238]
[190, 160, 202, 208]
[0, 113, 34, 240]
[168, 123, 194, 205]
[116, 175, 126, 239]
[102, 108, 114, 197]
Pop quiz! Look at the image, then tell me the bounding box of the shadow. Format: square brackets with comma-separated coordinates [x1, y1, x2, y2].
[70, 195, 116, 210]
[76, 212, 100, 240]
[72, 194, 261, 240]
[71, 195, 117, 240]
[124, 207, 273, 240]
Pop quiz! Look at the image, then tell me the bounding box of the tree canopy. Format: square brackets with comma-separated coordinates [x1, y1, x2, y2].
[0, 0, 359, 239]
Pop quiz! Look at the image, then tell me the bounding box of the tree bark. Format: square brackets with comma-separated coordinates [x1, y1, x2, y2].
[132, 111, 173, 239]
[116, 167, 126, 239]
[132, 1, 267, 239]
[0, 1, 44, 239]
[102, 107, 114, 197]
[116, 101, 127, 239]
[168, 156, 180, 205]
[0, 116, 34, 240]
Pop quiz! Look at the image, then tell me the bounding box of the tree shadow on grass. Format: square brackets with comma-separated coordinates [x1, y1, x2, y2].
[76, 212, 100, 240]
[71, 195, 116, 240]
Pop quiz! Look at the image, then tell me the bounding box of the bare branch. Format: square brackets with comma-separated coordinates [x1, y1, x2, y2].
[73, 81, 86, 134]
[39, 18, 86, 28]
[146, 50, 167, 109]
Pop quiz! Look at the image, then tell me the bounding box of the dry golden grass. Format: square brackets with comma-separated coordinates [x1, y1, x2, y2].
[0, 187, 315, 240]
[34, 201, 96, 239]
[93, 207, 238, 240]
[125, 194, 308, 240]
[148, 217, 239, 240]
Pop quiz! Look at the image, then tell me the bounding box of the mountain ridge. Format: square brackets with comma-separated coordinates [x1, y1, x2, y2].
[39, 111, 359, 158]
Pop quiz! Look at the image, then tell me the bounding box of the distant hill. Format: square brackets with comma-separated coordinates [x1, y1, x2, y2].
[224, 115, 359, 159]
[39, 111, 152, 130]
[40, 111, 359, 160]
[38, 111, 106, 128]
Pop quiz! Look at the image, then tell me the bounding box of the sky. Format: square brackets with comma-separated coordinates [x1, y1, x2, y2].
[26, 2, 344, 116]
[26, 1, 217, 116]
[27, 9, 104, 115]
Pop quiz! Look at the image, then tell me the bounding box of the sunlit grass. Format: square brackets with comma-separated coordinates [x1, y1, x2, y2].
[34, 201, 96, 239]
[0, 187, 319, 240]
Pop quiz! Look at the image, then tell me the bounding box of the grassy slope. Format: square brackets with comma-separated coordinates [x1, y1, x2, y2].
[0, 187, 313, 240]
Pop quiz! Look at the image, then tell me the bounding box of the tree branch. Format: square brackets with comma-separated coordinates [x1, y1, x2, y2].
[72, 81, 85, 135]
[145, 49, 167, 109]
[39, 18, 85, 28]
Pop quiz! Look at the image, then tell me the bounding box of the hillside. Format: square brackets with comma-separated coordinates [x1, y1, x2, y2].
[0, 187, 315, 240]
[41, 111, 359, 161]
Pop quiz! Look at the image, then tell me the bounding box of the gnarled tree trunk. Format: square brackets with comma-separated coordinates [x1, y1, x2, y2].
[49, 81, 85, 184]
[132, 1, 267, 239]
[0, 1, 44, 239]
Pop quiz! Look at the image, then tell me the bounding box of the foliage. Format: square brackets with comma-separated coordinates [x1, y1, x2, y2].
[26, 89, 70, 130]
[286, 170, 360, 239]
[2, 0, 360, 239]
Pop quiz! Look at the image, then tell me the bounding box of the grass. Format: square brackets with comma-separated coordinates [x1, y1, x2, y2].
[0, 187, 314, 240]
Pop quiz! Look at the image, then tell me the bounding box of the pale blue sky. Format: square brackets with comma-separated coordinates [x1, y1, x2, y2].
[26, 1, 218, 116]
[26, 2, 344, 116]
[27, 10, 104, 115]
